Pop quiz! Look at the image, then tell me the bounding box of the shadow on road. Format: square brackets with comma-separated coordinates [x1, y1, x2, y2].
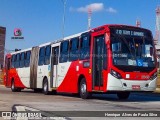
[19, 89, 160, 102]
[92, 93, 160, 102]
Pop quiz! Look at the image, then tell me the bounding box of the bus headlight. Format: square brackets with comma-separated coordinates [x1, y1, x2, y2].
[110, 69, 122, 79]
[149, 72, 157, 80]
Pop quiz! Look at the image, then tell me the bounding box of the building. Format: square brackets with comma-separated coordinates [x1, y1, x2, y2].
[0, 26, 6, 68]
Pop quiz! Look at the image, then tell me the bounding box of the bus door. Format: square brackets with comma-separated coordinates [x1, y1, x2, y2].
[92, 35, 107, 91]
[30, 46, 39, 88]
[50, 46, 59, 88]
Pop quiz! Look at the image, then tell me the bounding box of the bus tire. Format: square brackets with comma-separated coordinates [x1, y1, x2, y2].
[11, 80, 17, 92]
[117, 92, 130, 100]
[43, 78, 50, 95]
[79, 78, 92, 99]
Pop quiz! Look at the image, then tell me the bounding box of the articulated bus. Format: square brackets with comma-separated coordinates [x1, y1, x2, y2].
[3, 25, 157, 99]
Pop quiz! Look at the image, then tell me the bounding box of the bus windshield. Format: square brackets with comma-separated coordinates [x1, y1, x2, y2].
[111, 30, 156, 71]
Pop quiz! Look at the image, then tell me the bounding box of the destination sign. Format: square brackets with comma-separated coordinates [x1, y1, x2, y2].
[115, 29, 145, 37]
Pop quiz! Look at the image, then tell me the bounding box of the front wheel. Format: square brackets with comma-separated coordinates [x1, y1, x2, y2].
[117, 92, 130, 100]
[79, 78, 92, 99]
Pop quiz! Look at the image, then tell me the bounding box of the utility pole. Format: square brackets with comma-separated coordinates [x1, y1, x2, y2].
[61, 0, 67, 39]
[88, 7, 92, 30]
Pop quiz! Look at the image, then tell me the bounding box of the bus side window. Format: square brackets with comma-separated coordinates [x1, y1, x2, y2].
[16, 53, 20, 68]
[20, 52, 25, 68]
[38, 47, 45, 65]
[14, 54, 17, 68]
[59, 41, 69, 63]
[25, 51, 31, 67]
[14, 53, 20, 68]
[80, 33, 90, 60]
[44, 45, 51, 65]
[69, 37, 79, 61]
[11, 55, 15, 68]
[53, 47, 59, 65]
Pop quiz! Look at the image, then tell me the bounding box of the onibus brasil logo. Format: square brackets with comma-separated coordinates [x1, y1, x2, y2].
[11, 28, 24, 39]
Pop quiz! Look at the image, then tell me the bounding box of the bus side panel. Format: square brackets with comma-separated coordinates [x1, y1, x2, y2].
[57, 60, 91, 93]
[8, 68, 26, 88]
[37, 65, 49, 88]
[17, 67, 30, 88]
[77, 61, 92, 92]
[56, 62, 71, 92]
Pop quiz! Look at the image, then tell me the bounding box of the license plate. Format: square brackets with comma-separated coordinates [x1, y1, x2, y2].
[132, 85, 140, 90]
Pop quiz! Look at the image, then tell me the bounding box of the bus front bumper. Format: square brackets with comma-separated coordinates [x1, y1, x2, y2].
[107, 74, 157, 92]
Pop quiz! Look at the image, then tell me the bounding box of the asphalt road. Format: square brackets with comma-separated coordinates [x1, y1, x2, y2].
[0, 85, 160, 120]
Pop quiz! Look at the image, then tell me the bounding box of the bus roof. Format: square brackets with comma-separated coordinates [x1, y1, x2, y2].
[95, 24, 151, 32]
[10, 48, 32, 55]
[50, 30, 89, 45]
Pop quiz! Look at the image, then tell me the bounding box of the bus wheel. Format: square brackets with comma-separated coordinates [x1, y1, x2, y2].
[11, 80, 17, 92]
[43, 79, 50, 95]
[79, 78, 92, 99]
[117, 92, 130, 100]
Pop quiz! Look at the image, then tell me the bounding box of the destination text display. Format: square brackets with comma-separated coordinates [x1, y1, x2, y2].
[114, 29, 145, 37]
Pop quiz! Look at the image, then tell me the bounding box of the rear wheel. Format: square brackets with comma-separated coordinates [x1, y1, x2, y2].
[11, 80, 21, 92]
[117, 92, 130, 100]
[11, 80, 16, 92]
[79, 78, 92, 99]
[43, 78, 50, 95]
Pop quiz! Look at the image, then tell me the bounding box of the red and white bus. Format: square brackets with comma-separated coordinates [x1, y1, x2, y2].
[3, 24, 157, 99]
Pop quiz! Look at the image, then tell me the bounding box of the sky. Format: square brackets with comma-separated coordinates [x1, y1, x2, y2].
[0, 0, 160, 52]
